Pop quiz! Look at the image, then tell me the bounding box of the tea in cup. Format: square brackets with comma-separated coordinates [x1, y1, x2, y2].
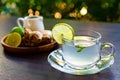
[17, 16, 44, 31]
[61, 30, 115, 69]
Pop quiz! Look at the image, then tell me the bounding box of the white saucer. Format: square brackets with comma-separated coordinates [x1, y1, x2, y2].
[48, 49, 114, 75]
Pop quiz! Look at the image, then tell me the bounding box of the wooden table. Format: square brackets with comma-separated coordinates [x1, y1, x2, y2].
[0, 16, 119, 80]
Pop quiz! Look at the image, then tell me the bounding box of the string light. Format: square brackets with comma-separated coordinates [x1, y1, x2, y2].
[28, 9, 34, 16]
[80, 7, 87, 16]
[54, 12, 62, 19]
[35, 11, 40, 16]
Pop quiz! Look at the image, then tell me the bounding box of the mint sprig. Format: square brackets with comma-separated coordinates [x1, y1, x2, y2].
[76, 46, 86, 52]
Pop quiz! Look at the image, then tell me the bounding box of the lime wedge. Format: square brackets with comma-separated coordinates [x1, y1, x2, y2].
[5, 32, 22, 47]
[52, 23, 74, 44]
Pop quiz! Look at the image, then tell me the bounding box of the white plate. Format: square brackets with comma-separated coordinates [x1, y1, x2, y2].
[48, 49, 114, 75]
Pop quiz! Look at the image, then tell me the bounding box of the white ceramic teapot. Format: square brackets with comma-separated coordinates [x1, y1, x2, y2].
[17, 16, 44, 32]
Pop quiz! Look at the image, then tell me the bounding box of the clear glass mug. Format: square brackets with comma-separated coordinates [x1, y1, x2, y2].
[61, 30, 115, 70]
[17, 16, 44, 31]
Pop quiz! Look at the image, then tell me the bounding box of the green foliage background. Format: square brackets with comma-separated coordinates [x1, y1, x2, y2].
[0, 0, 120, 22]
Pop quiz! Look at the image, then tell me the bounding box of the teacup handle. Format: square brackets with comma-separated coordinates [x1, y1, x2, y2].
[101, 43, 115, 58]
[17, 18, 24, 27]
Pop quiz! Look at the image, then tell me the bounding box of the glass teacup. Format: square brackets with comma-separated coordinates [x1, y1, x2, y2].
[61, 30, 115, 70]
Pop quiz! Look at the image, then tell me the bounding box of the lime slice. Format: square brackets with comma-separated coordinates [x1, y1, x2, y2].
[74, 36, 95, 41]
[5, 32, 22, 47]
[52, 23, 74, 44]
[74, 36, 83, 40]
[10, 26, 24, 36]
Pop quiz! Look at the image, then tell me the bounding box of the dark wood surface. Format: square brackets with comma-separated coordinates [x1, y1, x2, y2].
[0, 16, 119, 80]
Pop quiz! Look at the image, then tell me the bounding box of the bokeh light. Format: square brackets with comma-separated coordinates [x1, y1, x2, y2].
[80, 7, 87, 16]
[54, 12, 62, 19]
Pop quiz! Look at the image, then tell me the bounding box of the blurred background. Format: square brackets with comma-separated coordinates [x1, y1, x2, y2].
[0, 0, 120, 22]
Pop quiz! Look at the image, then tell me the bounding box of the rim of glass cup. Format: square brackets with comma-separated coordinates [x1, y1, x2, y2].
[63, 30, 102, 43]
[86, 30, 102, 41]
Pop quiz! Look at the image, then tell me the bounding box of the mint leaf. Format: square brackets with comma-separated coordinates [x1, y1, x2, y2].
[76, 46, 86, 52]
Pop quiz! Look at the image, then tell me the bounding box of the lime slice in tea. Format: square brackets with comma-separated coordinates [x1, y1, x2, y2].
[52, 23, 74, 44]
[74, 36, 84, 40]
[5, 32, 22, 47]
